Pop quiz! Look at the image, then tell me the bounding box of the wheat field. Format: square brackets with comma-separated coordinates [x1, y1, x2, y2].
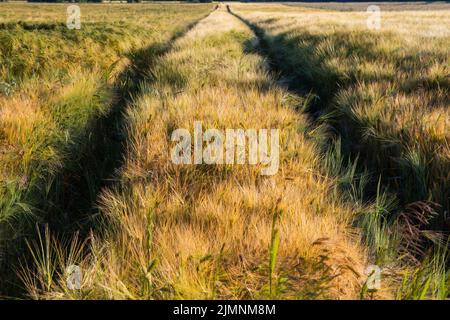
[0, 2, 449, 300]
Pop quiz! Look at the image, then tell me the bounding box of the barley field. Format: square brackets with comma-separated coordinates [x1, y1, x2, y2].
[0, 2, 449, 300]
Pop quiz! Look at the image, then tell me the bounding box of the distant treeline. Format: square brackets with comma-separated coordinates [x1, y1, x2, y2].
[0, 0, 444, 3]
[234, 0, 446, 1]
[20, 0, 213, 2]
[1, 0, 441, 3]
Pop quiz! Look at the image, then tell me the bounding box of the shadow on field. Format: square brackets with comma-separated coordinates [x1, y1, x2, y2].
[1, 8, 217, 298]
[228, 6, 449, 239]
